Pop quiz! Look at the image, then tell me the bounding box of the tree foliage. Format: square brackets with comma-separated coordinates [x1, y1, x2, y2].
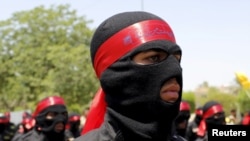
[182, 91, 196, 112]
[234, 72, 250, 113]
[236, 89, 250, 113]
[0, 4, 99, 113]
[195, 87, 238, 115]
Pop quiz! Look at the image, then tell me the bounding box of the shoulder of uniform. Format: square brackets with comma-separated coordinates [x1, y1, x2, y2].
[171, 134, 187, 141]
[20, 129, 39, 139]
[20, 130, 32, 138]
[178, 135, 187, 141]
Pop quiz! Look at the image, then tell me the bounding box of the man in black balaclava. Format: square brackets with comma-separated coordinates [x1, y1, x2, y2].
[19, 96, 74, 141]
[12, 112, 35, 141]
[65, 113, 81, 138]
[186, 107, 203, 141]
[196, 101, 225, 141]
[174, 100, 191, 139]
[0, 112, 16, 141]
[75, 11, 185, 141]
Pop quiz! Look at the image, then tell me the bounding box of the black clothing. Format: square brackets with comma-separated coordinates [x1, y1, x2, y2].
[76, 11, 183, 141]
[0, 122, 16, 141]
[194, 133, 207, 141]
[68, 113, 81, 138]
[17, 129, 73, 141]
[174, 110, 190, 138]
[196, 101, 225, 140]
[185, 120, 199, 141]
[74, 115, 186, 141]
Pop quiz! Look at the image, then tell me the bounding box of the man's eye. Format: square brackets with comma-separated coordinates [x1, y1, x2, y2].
[140, 53, 167, 65]
[132, 49, 168, 65]
[62, 112, 68, 117]
[148, 55, 162, 63]
[46, 112, 56, 119]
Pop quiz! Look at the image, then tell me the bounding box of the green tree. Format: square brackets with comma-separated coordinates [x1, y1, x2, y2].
[182, 91, 195, 112]
[237, 89, 250, 113]
[195, 87, 238, 115]
[234, 72, 250, 114]
[0, 4, 98, 113]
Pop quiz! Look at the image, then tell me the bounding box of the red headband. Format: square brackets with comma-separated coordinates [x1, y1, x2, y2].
[94, 19, 175, 78]
[197, 104, 223, 137]
[33, 96, 65, 117]
[0, 117, 8, 123]
[202, 104, 223, 119]
[180, 101, 190, 111]
[0, 112, 10, 123]
[69, 115, 81, 122]
[195, 109, 203, 116]
[81, 88, 106, 135]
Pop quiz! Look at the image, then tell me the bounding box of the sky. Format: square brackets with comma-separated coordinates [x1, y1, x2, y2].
[1, 0, 250, 91]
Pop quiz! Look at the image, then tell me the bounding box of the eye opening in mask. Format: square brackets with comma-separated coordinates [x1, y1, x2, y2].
[213, 112, 225, 119]
[131, 49, 168, 65]
[173, 51, 182, 63]
[131, 49, 181, 65]
[45, 111, 68, 120]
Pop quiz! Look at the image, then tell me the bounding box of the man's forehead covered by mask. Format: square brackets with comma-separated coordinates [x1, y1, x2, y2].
[90, 12, 182, 75]
[33, 96, 67, 116]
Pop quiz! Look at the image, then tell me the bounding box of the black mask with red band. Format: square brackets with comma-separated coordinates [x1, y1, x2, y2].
[35, 105, 68, 132]
[175, 101, 191, 137]
[197, 101, 225, 137]
[35, 105, 68, 141]
[91, 11, 182, 141]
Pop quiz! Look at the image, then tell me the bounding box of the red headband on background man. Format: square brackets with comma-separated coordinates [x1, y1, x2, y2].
[197, 104, 223, 137]
[0, 112, 11, 123]
[180, 101, 190, 111]
[82, 19, 176, 135]
[69, 115, 81, 122]
[195, 108, 203, 116]
[33, 96, 65, 117]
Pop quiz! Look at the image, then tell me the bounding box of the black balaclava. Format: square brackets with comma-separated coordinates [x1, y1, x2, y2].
[197, 101, 225, 137]
[35, 105, 68, 141]
[0, 114, 9, 133]
[194, 107, 203, 125]
[34, 96, 68, 141]
[175, 110, 190, 137]
[0, 123, 6, 133]
[68, 113, 81, 138]
[203, 101, 225, 125]
[175, 101, 190, 138]
[91, 11, 182, 141]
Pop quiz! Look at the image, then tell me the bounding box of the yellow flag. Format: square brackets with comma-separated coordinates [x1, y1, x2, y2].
[235, 72, 250, 89]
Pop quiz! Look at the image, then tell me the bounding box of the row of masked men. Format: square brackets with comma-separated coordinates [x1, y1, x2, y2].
[174, 100, 250, 141]
[0, 96, 82, 141]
